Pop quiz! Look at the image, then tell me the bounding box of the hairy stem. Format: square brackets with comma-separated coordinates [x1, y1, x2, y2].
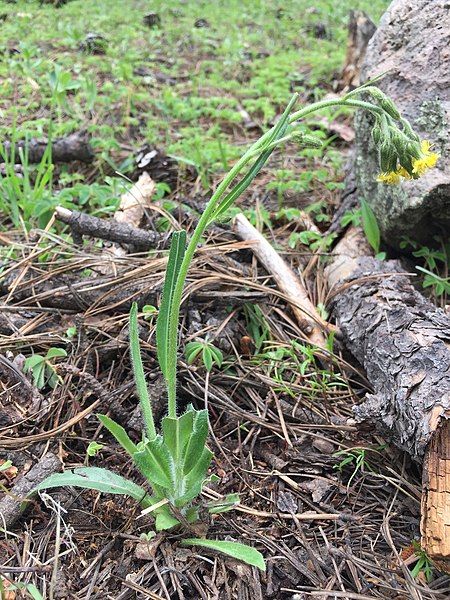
[165, 96, 384, 416]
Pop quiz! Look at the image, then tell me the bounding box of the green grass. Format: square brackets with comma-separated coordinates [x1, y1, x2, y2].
[0, 0, 389, 226]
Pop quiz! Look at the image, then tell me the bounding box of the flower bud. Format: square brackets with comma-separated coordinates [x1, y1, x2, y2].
[398, 153, 414, 177]
[380, 98, 401, 120]
[291, 132, 323, 148]
[400, 118, 421, 143]
[379, 141, 395, 173]
[406, 141, 422, 160]
[371, 124, 382, 144]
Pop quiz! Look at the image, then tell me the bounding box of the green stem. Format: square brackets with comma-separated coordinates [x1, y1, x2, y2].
[165, 97, 384, 417]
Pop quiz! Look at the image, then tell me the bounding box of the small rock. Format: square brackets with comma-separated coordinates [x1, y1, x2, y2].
[354, 0, 450, 247]
[143, 12, 161, 28]
[276, 490, 298, 513]
[79, 33, 107, 55]
[194, 18, 209, 28]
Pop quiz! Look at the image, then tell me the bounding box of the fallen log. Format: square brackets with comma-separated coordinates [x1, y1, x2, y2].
[54, 206, 161, 250]
[3, 132, 94, 164]
[0, 452, 62, 529]
[325, 227, 450, 570]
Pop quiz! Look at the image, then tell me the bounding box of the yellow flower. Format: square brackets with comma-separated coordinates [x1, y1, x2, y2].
[377, 171, 402, 185]
[412, 140, 439, 176]
[397, 167, 412, 180]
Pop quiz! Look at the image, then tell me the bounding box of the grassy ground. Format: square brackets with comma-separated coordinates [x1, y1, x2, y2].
[4, 1, 450, 600]
[1, 0, 387, 224]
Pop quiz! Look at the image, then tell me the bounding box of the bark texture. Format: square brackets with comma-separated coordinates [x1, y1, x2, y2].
[421, 420, 450, 569]
[339, 10, 376, 90]
[326, 229, 450, 461]
[0, 452, 62, 528]
[55, 206, 161, 250]
[3, 132, 94, 164]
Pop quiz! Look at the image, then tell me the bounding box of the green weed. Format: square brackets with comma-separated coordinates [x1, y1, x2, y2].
[185, 339, 224, 372]
[24, 347, 67, 390]
[30, 79, 418, 571]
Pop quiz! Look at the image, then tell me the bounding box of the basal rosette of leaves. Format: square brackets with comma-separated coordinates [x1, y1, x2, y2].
[31, 79, 437, 571]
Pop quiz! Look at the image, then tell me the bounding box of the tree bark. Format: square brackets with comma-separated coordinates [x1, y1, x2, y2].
[338, 10, 376, 90]
[0, 453, 62, 528]
[54, 206, 161, 250]
[325, 227, 450, 568]
[3, 132, 94, 164]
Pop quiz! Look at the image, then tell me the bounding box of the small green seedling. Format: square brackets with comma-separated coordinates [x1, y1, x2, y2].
[32, 83, 433, 571]
[0, 579, 44, 600]
[340, 207, 362, 228]
[334, 447, 372, 487]
[410, 541, 433, 582]
[334, 445, 385, 489]
[86, 442, 104, 457]
[24, 347, 67, 390]
[65, 325, 77, 339]
[0, 460, 13, 473]
[416, 266, 450, 297]
[142, 304, 158, 320]
[185, 339, 223, 372]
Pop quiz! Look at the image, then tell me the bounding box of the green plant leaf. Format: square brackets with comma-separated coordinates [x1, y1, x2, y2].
[32, 467, 150, 505]
[97, 414, 137, 457]
[176, 447, 213, 506]
[181, 538, 265, 571]
[155, 509, 180, 531]
[209, 345, 223, 367]
[34, 364, 47, 390]
[202, 346, 213, 372]
[162, 409, 195, 461]
[133, 437, 174, 489]
[24, 355, 45, 370]
[360, 198, 380, 254]
[8, 582, 44, 600]
[45, 347, 67, 360]
[86, 441, 103, 457]
[129, 302, 156, 440]
[183, 409, 209, 474]
[211, 94, 297, 222]
[156, 230, 187, 379]
[207, 493, 240, 514]
[185, 341, 203, 365]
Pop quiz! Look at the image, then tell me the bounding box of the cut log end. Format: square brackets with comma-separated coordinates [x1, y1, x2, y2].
[421, 418, 450, 572]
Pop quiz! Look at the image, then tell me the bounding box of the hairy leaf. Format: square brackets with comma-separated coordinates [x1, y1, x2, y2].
[181, 538, 265, 571]
[162, 409, 195, 462]
[176, 447, 213, 506]
[32, 467, 151, 506]
[97, 414, 137, 457]
[133, 437, 174, 489]
[183, 409, 209, 474]
[129, 302, 156, 440]
[360, 198, 380, 254]
[156, 230, 187, 379]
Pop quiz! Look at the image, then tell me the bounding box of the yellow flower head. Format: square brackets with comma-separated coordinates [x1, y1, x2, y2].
[377, 171, 401, 185]
[412, 140, 439, 176]
[378, 141, 439, 185]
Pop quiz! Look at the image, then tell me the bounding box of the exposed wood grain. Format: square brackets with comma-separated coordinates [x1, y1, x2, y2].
[421, 419, 450, 571]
